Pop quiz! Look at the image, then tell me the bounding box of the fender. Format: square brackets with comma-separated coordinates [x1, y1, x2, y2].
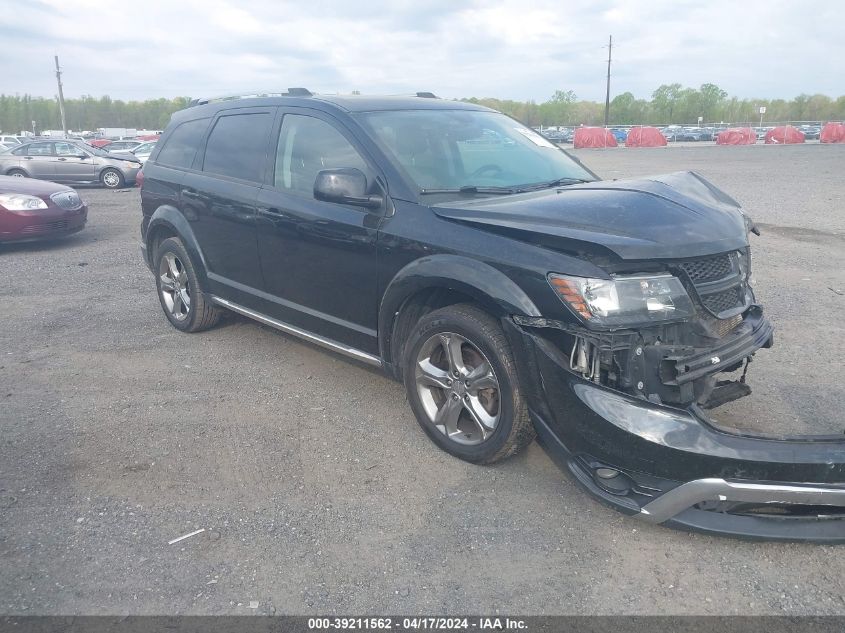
[145, 205, 209, 291]
[378, 254, 541, 369]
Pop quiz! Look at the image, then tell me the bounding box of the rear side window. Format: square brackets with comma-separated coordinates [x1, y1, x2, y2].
[156, 118, 209, 169]
[202, 113, 273, 183]
[24, 143, 53, 156]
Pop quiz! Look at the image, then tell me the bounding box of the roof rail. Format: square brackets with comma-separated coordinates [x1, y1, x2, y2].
[189, 88, 313, 107]
[415, 92, 438, 99]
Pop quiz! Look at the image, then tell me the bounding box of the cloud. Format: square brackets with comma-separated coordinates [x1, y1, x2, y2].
[0, 0, 839, 101]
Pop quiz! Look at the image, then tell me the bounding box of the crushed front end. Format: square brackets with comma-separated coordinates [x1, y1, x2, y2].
[508, 249, 845, 542]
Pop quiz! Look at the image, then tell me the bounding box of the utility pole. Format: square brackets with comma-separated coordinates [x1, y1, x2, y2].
[603, 35, 612, 127]
[54, 55, 68, 134]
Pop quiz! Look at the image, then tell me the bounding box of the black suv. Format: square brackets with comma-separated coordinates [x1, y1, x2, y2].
[140, 90, 845, 541]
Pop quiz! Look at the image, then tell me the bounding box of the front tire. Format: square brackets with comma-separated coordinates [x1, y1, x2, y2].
[7, 169, 27, 178]
[402, 304, 535, 464]
[100, 168, 124, 189]
[154, 237, 221, 332]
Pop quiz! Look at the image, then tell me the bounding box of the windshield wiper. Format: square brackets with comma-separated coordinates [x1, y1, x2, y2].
[419, 185, 518, 195]
[512, 177, 593, 191]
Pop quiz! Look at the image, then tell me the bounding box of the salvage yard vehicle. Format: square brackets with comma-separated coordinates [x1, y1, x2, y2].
[0, 174, 87, 242]
[139, 90, 845, 542]
[0, 139, 141, 189]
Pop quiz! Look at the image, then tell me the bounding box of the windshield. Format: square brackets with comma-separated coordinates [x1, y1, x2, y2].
[357, 109, 595, 194]
[80, 143, 111, 157]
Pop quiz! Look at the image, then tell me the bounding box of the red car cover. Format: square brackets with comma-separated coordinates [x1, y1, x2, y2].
[573, 127, 617, 148]
[820, 122, 845, 143]
[764, 125, 805, 144]
[625, 126, 667, 147]
[716, 127, 756, 145]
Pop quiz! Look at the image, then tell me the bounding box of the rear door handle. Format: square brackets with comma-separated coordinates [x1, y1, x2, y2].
[262, 207, 284, 215]
[23, 156, 33, 160]
[181, 189, 201, 200]
[57, 157, 67, 161]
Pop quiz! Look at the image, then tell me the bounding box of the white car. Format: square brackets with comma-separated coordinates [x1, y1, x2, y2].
[110, 141, 156, 164]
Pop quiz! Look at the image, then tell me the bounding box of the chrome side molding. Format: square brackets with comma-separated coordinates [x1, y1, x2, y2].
[210, 295, 382, 367]
[639, 478, 845, 524]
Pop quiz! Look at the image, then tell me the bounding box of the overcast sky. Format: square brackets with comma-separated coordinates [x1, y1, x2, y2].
[1, 0, 840, 102]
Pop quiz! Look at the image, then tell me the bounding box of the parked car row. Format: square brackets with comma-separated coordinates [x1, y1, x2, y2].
[533, 124, 830, 145]
[0, 139, 142, 188]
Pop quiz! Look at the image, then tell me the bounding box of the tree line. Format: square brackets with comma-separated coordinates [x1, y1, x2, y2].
[0, 95, 192, 134]
[1, 85, 844, 134]
[465, 84, 845, 127]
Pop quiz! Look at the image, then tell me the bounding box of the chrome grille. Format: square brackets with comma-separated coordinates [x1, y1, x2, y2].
[50, 190, 83, 210]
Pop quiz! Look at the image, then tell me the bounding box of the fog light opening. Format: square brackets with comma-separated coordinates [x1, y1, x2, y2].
[592, 467, 633, 495]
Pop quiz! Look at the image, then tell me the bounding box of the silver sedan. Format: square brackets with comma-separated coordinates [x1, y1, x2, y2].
[0, 139, 142, 189]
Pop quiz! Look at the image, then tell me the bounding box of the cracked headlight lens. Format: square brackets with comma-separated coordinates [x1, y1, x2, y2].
[549, 273, 694, 327]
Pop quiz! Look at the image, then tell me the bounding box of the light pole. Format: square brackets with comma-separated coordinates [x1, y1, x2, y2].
[603, 35, 612, 128]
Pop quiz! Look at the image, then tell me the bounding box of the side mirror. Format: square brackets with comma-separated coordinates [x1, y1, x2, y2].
[314, 168, 383, 209]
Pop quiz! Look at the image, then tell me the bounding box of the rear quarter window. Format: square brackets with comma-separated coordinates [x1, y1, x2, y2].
[155, 118, 210, 169]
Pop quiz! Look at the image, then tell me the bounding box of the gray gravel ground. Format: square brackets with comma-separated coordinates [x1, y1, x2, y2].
[1, 144, 844, 616]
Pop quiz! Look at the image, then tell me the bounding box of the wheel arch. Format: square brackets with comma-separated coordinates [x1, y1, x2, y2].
[98, 165, 124, 183]
[145, 206, 209, 291]
[378, 255, 541, 378]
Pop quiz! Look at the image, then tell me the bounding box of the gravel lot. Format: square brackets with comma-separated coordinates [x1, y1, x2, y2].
[1, 143, 844, 616]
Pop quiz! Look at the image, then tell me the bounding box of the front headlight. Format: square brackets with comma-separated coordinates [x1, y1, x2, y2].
[548, 273, 694, 327]
[0, 193, 48, 211]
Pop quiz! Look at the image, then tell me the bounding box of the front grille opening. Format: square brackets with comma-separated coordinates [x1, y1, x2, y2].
[50, 191, 83, 210]
[702, 288, 743, 314]
[712, 314, 743, 337]
[679, 254, 733, 283]
[698, 501, 845, 519]
[21, 220, 68, 234]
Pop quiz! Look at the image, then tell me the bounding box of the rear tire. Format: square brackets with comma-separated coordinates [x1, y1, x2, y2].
[154, 237, 221, 333]
[100, 168, 124, 189]
[7, 169, 27, 178]
[402, 303, 535, 464]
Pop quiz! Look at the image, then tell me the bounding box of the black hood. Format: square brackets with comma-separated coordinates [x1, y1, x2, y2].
[431, 171, 750, 260]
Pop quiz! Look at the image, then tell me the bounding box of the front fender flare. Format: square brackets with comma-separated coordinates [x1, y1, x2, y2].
[378, 254, 541, 369]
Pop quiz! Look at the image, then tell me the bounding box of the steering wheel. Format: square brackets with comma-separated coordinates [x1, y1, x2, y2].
[469, 164, 504, 179]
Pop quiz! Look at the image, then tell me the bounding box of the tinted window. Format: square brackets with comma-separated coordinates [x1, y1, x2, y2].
[156, 118, 209, 169]
[274, 115, 368, 194]
[202, 113, 272, 183]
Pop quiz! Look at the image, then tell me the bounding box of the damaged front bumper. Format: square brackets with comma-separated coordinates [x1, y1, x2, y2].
[506, 313, 845, 543]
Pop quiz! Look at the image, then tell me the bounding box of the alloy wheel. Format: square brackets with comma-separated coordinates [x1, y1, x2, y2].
[102, 170, 121, 188]
[415, 332, 501, 445]
[158, 253, 191, 321]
